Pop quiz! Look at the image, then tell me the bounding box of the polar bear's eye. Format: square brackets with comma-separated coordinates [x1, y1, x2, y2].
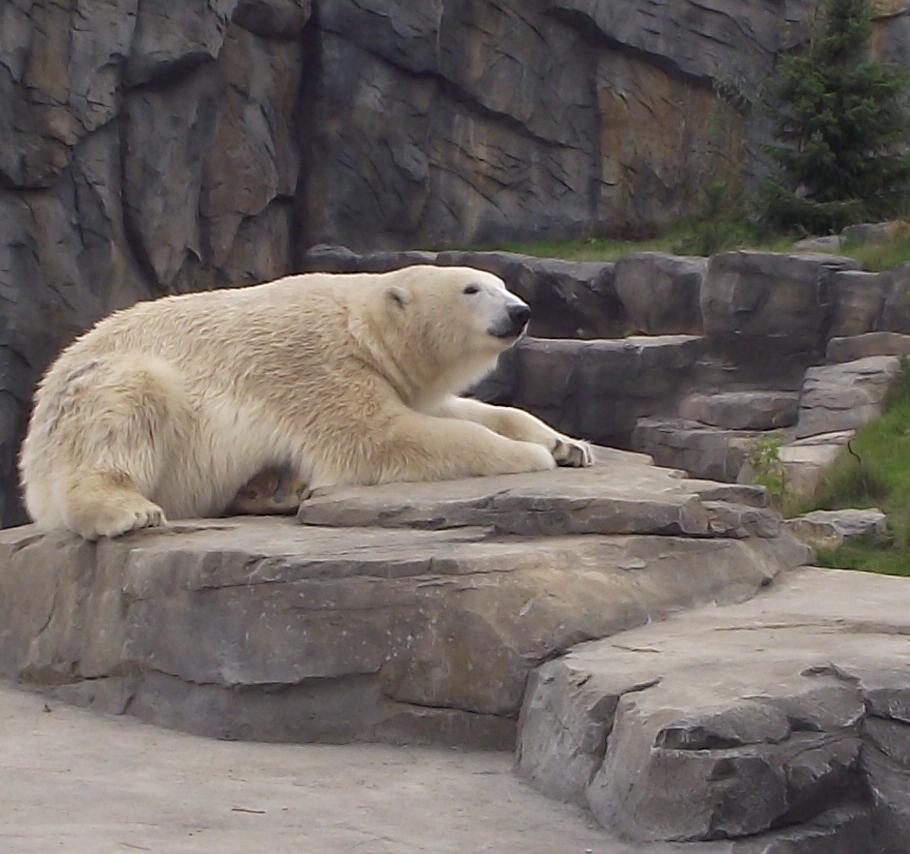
[463, 284, 480, 295]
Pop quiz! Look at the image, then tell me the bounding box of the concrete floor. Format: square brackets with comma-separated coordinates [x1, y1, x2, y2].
[0, 681, 683, 854]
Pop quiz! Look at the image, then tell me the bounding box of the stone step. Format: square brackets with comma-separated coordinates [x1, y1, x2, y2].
[827, 331, 910, 363]
[679, 390, 800, 431]
[795, 355, 902, 439]
[503, 335, 707, 445]
[636, 350, 903, 490]
[631, 417, 762, 483]
[517, 567, 910, 852]
[297, 446, 775, 536]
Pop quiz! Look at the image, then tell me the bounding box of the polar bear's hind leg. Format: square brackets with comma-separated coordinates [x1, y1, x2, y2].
[21, 354, 189, 539]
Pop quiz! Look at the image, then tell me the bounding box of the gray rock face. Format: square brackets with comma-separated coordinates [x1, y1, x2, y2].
[613, 253, 707, 335]
[829, 271, 889, 339]
[517, 567, 910, 852]
[785, 507, 888, 551]
[302, 0, 778, 249]
[0, 450, 809, 749]
[297, 0, 908, 248]
[881, 264, 910, 332]
[827, 331, 910, 363]
[632, 418, 758, 484]
[701, 252, 861, 381]
[514, 335, 705, 447]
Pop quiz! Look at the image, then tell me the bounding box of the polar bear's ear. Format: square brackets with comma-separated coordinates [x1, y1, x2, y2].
[385, 286, 412, 309]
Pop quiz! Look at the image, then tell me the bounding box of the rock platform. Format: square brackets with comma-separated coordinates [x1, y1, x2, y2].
[3, 448, 910, 851]
[518, 567, 910, 853]
[0, 448, 806, 751]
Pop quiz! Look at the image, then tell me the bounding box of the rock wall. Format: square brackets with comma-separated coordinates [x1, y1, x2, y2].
[3, 0, 910, 526]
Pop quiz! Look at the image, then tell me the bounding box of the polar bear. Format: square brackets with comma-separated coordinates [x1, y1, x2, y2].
[19, 265, 593, 540]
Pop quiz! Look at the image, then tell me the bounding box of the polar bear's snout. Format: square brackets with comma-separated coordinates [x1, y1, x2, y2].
[490, 300, 531, 340]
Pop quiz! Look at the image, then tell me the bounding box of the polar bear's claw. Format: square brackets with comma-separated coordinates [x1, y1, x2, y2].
[83, 498, 166, 540]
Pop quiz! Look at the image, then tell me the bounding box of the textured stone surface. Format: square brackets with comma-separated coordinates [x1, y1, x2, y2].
[518, 567, 910, 851]
[786, 508, 888, 551]
[301, 0, 788, 250]
[701, 252, 860, 380]
[881, 264, 910, 333]
[828, 271, 888, 339]
[679, 391, 800, 431]
[613, 253, 706, 335]
[795, 356, 901, 439]
[468, 335, 706, 447]
[633, 418, 764, 484]
[0, 451, 809, 749]
[0, 681, 693, 854]
[827, 331, 910, 363]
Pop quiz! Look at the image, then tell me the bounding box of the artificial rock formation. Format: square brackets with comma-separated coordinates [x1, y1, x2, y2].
[518, 567, 910, 852]
[4, 444, 910, 851]
[0, 449, 809, 749]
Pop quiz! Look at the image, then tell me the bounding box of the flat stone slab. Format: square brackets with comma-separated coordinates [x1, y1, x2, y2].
[0, 450, 809, 749]
[679, 391, 800, 431]
[518, 567, 910, 851]
[0, 681, 674, 854]
[827, 331, 910, 363]
[795, 356, 901, 439]
[298, 447, 777, 537]
[785, 507, 889, 550]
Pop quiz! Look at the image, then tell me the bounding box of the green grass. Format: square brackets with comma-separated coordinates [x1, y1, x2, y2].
[487, 228, 797, 262]
[840, 230, 910, 271]
[801, 359, 910, 575]
[483, 220, 910, 270]
[483, 234, 682, 262]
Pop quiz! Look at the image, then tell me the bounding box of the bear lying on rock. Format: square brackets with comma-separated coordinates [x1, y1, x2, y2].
[20, 266, 592, 540]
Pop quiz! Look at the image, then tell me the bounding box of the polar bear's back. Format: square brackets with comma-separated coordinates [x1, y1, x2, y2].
[60, 274, 355, 368]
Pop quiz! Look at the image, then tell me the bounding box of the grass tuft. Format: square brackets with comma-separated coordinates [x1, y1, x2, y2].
[484, 219, 910, 270]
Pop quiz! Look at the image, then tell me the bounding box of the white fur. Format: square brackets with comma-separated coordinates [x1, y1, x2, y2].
[20, 265, 593, 539]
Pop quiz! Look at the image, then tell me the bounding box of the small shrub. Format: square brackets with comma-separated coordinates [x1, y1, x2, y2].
[761, 0, 910, 235]
[746, 433, 789, 507]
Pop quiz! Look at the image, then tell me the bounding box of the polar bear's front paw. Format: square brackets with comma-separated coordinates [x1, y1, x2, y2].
[552, 437, 594, 467]
[82, 498, 166, 540]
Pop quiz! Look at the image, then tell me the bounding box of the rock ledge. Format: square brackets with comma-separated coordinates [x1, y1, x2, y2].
[0, 449, 808, 749]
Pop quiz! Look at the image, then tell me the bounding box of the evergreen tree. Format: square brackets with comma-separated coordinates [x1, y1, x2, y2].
[762, 0, 910, 234]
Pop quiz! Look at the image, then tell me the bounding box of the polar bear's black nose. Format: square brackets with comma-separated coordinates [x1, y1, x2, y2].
[498, 303, 531, 338]
[490, 301, 531, 339]
[508, 303, 531, 328]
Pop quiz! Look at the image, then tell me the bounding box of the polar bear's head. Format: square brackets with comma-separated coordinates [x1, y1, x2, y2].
[376, 265, 531, 399]
[382, 265, 530, 348]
